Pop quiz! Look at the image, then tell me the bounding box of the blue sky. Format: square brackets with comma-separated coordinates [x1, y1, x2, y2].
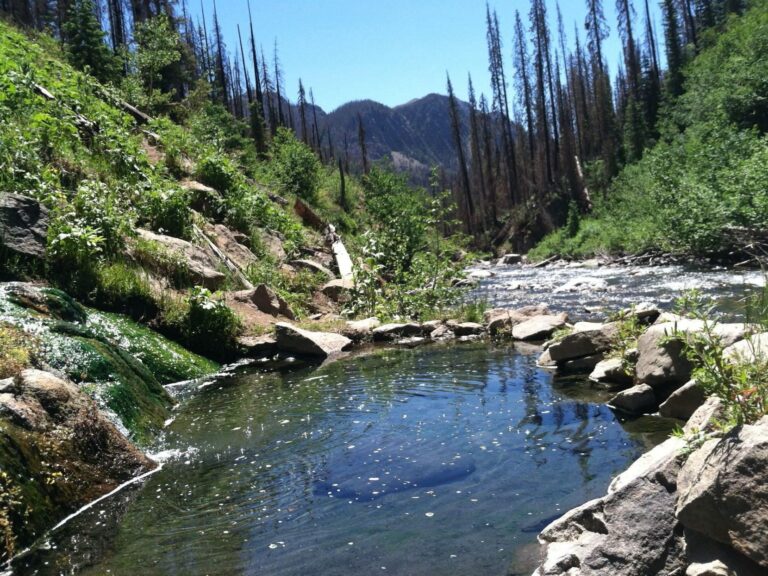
[193, 0, 662, 112]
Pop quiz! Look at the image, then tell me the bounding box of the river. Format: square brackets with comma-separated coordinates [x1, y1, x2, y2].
[10, 262, 764, 576]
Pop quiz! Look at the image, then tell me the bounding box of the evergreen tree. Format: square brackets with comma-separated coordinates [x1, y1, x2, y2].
[63, 0, 117, 83]
[662, 0, 685, 97]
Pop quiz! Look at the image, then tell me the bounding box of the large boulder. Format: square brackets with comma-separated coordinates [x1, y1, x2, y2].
[274, 323, 351, 358]
[511, 314, 568, 341]
[0, 193, 49, 259]
[205, 223, 258, 271]
[658, 380, 706, 420]
[134, 229, 225, 290]
[548, 323, 619, 363]
[683, 397, 725, 435]
[608, 384, 657, 415]
[453, 322, 485, 337]
[237, 335, 277, 358]
[343, 317, 381, 341]
[534, 437, 687, 576]
[635, 321, 747, 388]
[0, 370, 155, 560]
[233, 285, 294, 319]
[676, 416, 768, 568]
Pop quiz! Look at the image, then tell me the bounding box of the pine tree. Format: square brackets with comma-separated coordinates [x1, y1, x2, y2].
[662, 0, 684, 97]
[297, 79, 309, 144]
[64, 0, 117, 83]
[447, 73, 474, 233]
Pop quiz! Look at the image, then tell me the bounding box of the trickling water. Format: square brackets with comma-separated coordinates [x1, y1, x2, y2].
[11, 263, 761, 576]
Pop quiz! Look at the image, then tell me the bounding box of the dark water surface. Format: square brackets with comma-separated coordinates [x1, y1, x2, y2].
[13, 343, 674, 576]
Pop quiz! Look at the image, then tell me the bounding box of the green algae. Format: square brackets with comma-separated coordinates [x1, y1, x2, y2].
[0, 284, 219, 443]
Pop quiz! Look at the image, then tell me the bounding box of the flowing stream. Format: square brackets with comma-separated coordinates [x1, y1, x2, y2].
[11, 263, 765, 576]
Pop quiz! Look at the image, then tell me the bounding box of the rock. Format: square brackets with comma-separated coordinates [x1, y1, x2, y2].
[484, 304, 551, 335]
[259, 230, 287, 262]
[237, 335, 277, 357]
[686, 560, 734, 576]
[548, 324, 618, 363]
[573, 321, 605, 332]
[0, 193, 49, 259]
[560, 353, 606, 373]
[589, 357, 633, 386]
[658, 380, 706, 420]
[468, 269, 494, 279]
[430, 325, 454, 341]
[205, 223, 258, 271]
[635, 321, 748, 388]
[676, 416, 768, 568]
[655, 312, 687, 324]
[0, 370, 155, 558]
[723, 333, 768, 364]
[343, 317, 381, 340]
[235, 285, 294, 319]
[180, 179, 217, 195]
[537, 349, 557, 368]
[135, 229, 226, 290]
[511, 314, 568, 341]
[554, 277, 609, 293]
[454, 322, 484, 337]
[274, 323, 351, 358]
[683, 397, 725, 435]
[289, 259, 336, 280]
[396, 336, 428, 348]
[499, 253, 523, 265]
[535, 436, 686, 576]
[372, 323, 423, 342]
[322, 278, 354, 302]
[624, 301, 661, 323]
[608, 384, 657, 415]
[329, 236, 354, 281]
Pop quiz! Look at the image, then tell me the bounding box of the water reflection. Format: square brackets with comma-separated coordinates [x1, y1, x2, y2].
[13, 344, 673, 576]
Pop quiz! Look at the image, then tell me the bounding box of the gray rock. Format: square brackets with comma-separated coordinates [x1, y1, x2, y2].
[676, 416, 768, 568]
[454, 322, 484, 337]
[274, 323, 351, 358]
[618, 301, 661, 323]
[535, 436, 686, 576]
[396, 336, 428, 348]
[609, 384, 657, 415]
[235, 285, 294, 319]
[635, 321, 747, 388]
[484, 304, 550, 335]
[468, 269, 494, 279]
[206, 223, 259, 271]
[237, 335, 277, 357]
[372, 323, 423, 342]
[343, 317, 381, 340]
[512, 314, 568, 341]
[723, 333, 768, 364]
[686, 560, 734, 576]
[499, 253, 523, 265]
[658, 380, 706, 420]
[548, 323, 619, 363]
[537, 349, 557, 368]
[683, 396, 725, 435]
[429, 325, 455, 341]
[590, 357, 633, 386]
[289, 259, 336, 280]
[560, 353, 605, 373]
[321, 278, 354, 302]
[135, 229, 226, 290]
[0, 193, 49, 258]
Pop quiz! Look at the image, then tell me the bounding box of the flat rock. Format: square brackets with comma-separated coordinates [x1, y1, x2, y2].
[676, 416, 768, 568]
[235, 285, 294, 319]
[322, 278, 354, 302]
[659, 380, 706, 420]
[205, 223, 258, 271]
[372, 323, 423, 342]
[237, 335, 277, 357]
[430, 325, 455, 341]
[274, 323, 351, 358]
[560, 353, 605, 373]
[512, 314, 568, 341]
[609, 383, 657, 415]
[683, 396, 725, 435]
[343, 317, 381, 340]
[454, 322, 484, 337]
[484, 304, 550, 335]
[0, 193, 49, 259]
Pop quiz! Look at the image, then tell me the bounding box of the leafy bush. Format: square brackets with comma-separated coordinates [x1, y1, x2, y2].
[197, 153, 239, 195]
[94, 262, 156, 317]
[0, 322, 34, 378]
[269, 127, 321, 202]
[137, 185, 192, 239]
[182, 287, 241, 359]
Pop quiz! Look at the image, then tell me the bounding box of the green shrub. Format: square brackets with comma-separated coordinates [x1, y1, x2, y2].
[197, 153, 238, 195]
[137, 185, 192, 239]
[0, 322, 35, 378]
[94, 262, 156, 317]
[269, 127, 321, 202]
[183, 287, 241, 359]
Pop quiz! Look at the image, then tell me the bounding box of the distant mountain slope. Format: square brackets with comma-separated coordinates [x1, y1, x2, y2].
[287, 94, 470, 182]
